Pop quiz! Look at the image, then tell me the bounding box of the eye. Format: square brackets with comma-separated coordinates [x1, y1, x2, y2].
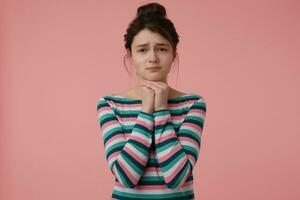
[138, 48, 146, 52]
[159, 48, 167, 52]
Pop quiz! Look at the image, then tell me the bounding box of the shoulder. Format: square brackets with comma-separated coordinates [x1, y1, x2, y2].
[182, 92, 206, 110]
[96, 93, 116, 108]
[170, 89, 203, 100]
[173, 89, 205, 101]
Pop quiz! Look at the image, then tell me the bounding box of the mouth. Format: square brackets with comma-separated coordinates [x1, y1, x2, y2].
[146, 66, 161, 70]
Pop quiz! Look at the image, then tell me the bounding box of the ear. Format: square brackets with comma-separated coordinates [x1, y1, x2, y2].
[126, 48, 132, 57]
[172, 52, 177, 62]
[125, 48, 133, 66]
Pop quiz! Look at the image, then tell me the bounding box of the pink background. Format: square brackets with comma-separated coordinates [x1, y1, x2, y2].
[1, 0, 299, 199]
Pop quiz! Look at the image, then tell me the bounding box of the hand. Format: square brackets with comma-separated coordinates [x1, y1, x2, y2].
[139, 80, 169, 111]
[139, 84, 155, 114]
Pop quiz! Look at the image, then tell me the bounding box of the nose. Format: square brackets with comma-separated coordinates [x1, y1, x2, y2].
[148, 49, 158, 63]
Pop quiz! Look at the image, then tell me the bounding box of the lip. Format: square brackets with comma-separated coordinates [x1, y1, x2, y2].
[147, 67, 161, 70]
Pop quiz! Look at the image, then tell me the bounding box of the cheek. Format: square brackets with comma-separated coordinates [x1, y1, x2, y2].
[132, 61, 145, 75]
[132, 56, 145, 67]
[163, 66, 172, 74]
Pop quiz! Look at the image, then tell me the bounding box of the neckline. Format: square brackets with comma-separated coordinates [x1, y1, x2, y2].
[111, 93, 196, 101]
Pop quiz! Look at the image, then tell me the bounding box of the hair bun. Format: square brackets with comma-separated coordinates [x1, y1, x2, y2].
[137, 3, 166, 20]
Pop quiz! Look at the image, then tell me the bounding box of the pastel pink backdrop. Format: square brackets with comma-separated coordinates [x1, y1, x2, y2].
[1, 0, 299, 199]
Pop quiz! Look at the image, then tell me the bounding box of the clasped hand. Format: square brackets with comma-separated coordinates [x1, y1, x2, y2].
[140, 80, 169, 111]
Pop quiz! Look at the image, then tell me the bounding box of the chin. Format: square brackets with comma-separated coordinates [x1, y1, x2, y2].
[147, 76, 166, 82]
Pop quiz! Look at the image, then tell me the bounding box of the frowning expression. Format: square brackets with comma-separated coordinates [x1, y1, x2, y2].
[128, 28, 175, 81]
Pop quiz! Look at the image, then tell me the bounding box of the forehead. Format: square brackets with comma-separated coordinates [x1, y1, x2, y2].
[132, 29, 170, 47]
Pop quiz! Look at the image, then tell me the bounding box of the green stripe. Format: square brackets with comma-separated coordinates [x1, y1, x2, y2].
[106, 143, 125, 160]
[167, 161, 190, 189]
[156, 138, 177, 149]
[177, 130, 201, 146]
[112, 188, 194, 199]
[121, 150, 145, 173]
[159, 148, 185, 169]
[114, 161, 135, 188]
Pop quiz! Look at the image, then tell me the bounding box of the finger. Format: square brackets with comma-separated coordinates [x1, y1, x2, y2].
[142, 80, 166, 90]
[141, 81, 160, 88]
[141, 85, 153, 92]
[142, 83, 161, 95]
[141, 82, 160, 92]
[143, 82, 167, 95]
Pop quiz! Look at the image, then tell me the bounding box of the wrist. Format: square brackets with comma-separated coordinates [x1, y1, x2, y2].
[155, 106, 168, 111]
[141, 108, 154, 114]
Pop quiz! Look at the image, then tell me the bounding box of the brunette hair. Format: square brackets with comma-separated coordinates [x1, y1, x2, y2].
[123, 2, 180, 83]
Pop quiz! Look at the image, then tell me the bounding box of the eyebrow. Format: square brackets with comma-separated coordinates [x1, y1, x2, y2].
[135, 43, 170, 48]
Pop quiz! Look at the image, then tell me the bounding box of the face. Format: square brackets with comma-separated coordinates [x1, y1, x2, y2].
[128, 28, 175, 82]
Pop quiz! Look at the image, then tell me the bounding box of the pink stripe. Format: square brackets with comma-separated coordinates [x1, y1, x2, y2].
[97, 106, 111, 114]
[179, 136, 199, 147]
[102, 120, 120, 130]
[136, 119, 153, 130]
[123, 145, 146, 166]
[122, 117, 153, 130]
[106, 134, 124, 147]
[165, 156, 189, 183]
[157, 144, 181, 163]
[155, 117, 169, 126]
[107, 151, 120, 162]
[115, 179, 193, 189]
[127, 134, 150, 147]
[117, 159, 138, 185]
[182, 122, 203, 132]
[187, 154, 196, 165]
[144, 167, 157, 172]
[188, 109, 206, 116]
[155, 132, 176, 144]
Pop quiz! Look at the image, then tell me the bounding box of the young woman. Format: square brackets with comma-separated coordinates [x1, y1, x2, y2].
[96, 3, 207, 200]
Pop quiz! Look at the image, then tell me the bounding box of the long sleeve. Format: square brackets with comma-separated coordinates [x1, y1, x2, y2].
[96, 97, 154, 188]
[153, 97, 207, 189]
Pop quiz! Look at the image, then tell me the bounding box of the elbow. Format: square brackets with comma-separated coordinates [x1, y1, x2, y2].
[112, 162, 141, 188]
[165, 167, 192, 189]
[121, 181, 138, 188]
[165, 179, 185, 189]
[166, 182, 183, 190]
[118, 181, 138, 189]
[166, 184, 178, 189]
[114, 174, 139, 188]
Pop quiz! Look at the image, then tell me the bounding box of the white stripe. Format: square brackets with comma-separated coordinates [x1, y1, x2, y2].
[187, 111, 205, 119]
[126, 143, 148, 162]
[143, 171, 157, 176]
[118, 153, 139, 179]
[97, 109, 114, 118]
[154, 114, 170, 121]
[114, 183, 193, 194]
[102, 123, 122, 138]
[156, 143, 178, 158]
[155, 129, 174, 140]
[108, 157, 117, 168]
[105, 137, 125, 152]
[180, 126, 201, 135]
[131, 130, 151, 144]
[113, 164, 125, 186]
[180, 140, 199, 152]
[163, 154, 187, 178]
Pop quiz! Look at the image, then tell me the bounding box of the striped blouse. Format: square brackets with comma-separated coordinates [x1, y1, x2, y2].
[96, 93, 207, 200]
